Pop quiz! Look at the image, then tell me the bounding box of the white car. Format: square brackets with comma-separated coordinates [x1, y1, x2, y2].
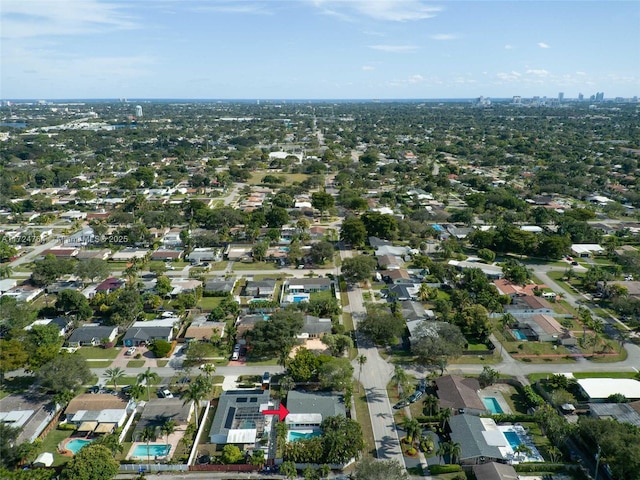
[159, 388, 174, 399]
[125, 347, 136, 356]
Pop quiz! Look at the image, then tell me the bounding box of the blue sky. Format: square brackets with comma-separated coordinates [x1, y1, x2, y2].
[1, 0, 639, 99]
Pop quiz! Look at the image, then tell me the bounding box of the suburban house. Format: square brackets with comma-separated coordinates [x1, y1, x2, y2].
[235, 314, 265, 337]
[577, 378, 640, 401]
[0, 392, 56, 444]
[169, 277, 202, 296]
[161, 229, 183, 247]
[76, 248, 112, 261]
[123, 318, 177, 347]
[67, 325, 118, 347]
[448, 414, 505, 465]
[297, 315, 332, 339]
[504, 296, 554, 316]
[285, 390, 346, 432]
[571, 243, 604, 258]
[434, 375, 487, 415]
[151, 249, 184, 261]
[64, 394, 133, 434]
[448, 260, 503, 279]
[204, 277, 237, 295]
[110, 248, 149, 262]
[587, 402, 640, 427]
[517, 314, 577, 345]
[386, 283, 420, 302]
[41, 248, 79, 259]
[133, 398, 194, 443]
[283, 277, 332, 294]
[45, 280, 84, 294]
[244, 279, 277, 299]
[472, 462, 519, 480]
[188, 247, 219, 264]
[208, 389, 273, 448]
[25, 317, 70, 337]
[183, 316, 225, 342]
[381, 269, 411, 284]
[401, 301, 434, 323]
[95, 277, 125, 294]
[376, 253, 404, 270]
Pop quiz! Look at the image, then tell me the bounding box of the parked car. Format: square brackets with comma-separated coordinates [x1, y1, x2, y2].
[231, 351, 239, 361]
[158, 388, 174, 399]
[408, 390, 424, 403]
[571, 261, 579, 266]
[393, 399, 410, 410]
[125, 347, 136, 356]
[417, 379, 427, 393]
[262, 372, 271, 383]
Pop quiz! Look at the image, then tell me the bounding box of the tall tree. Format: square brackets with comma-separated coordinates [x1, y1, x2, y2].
[311, 191, 335, 218]
[37, 353, 92, 393]
[341, 255, 377, 284]
[104, 367, 126, 391]
[59, 444, 119, 480]
[340, 217, 367, 247]
[136, 367, 160, 401]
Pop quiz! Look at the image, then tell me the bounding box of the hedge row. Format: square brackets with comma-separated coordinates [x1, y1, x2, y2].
[514, 463, 566, 473]
[428, 464, 462, 474]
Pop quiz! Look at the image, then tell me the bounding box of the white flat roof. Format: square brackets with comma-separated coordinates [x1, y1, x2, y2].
[571, 244, 604, 254]
[578, 378, 640, 399]
[227, 428, 257, 444]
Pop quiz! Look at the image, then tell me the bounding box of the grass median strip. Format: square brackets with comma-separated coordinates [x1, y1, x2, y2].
[354, 382, 376, 458]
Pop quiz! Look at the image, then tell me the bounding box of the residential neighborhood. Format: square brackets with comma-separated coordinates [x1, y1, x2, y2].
[1, 99, 640, 480]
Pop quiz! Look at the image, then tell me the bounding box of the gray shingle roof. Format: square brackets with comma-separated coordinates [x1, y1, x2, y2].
[285, 391, 345, 420]
[449, 414, 504, 461]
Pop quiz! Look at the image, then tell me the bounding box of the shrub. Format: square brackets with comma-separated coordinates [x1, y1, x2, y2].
[58, 423, 78, 431]
[514, 463, 566, 473]
[429, 464, 462, 474]
[150, 339, 172, 358]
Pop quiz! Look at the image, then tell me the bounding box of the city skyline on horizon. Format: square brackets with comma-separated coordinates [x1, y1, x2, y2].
[1, 0, 639, 100]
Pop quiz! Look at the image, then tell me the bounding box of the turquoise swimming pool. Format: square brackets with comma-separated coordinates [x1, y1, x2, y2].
[483, 397, 504, 414]
[504, 431, 522, 449]
[133, 444, 171, 457]
[287, 430, 321, 442]
[66, 439, 92, 454]
[512, 329, 528, 341]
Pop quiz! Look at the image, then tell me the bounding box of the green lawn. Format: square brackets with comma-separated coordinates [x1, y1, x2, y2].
[244, 358, 279, 366]
[232, 261, 278, 271]
[157, 360, 169, 367]
[126, 360, 145, 368]
[85, 360, 113, 368]
[354, 383, 377, 458]
[198, 296, 224, 311]
[310, 290, 334, 302]
[248, 171, 310, 185]
[76, 347, 121, 360]
[36, 428, 73, 467]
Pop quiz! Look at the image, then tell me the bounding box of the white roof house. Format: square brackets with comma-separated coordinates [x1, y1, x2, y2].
[577, 378, 640, 400]
[571, 244, 604, 256]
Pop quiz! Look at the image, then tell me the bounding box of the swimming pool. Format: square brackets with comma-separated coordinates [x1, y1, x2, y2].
[292, 295, 308, 303]
[503, 431, 522, 449]
[66, 439, 92, 454]
[483, 397, 504, 414]
[287, 430, 321, 442]
[431, 224, 444, 232]
[132, 444, 171, 458]
[512, 329, 528, 341]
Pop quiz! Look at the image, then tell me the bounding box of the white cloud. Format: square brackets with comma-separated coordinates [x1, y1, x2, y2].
[191, 3, 272, 15]
[313, 0, 442, 22]
[504, 44, 514, 50]
[408, 74, 424, 83]
[362, 65, 376, 71]
[0, 0, 137, 38]
[537, 42, 551, 49]
[526, 69, 550, 76]
[369, 44, 418, 53]
[430, 34, 457, 41]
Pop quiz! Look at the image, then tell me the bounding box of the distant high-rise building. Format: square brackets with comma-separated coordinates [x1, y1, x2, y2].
[558, 92, 564, 102]
[135, 105, 143, 117]
[595, 92, 604, 102]
[578, 93, 584, 101]
[512, 96, 521, 104]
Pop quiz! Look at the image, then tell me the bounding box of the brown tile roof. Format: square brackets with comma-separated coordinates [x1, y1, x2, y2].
[435, 375, 485, 411]
[184, 325, 222, 341]
[531, 314, 564, 335]
[65, 394, 128, 415]
[522, 295, 553, 310]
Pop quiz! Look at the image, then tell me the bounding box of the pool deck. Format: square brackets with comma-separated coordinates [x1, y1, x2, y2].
[126, 431, 182, 461]
[479, 386, 513, 414]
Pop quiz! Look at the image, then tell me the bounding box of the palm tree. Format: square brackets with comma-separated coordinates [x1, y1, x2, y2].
[183, 380, 207, 428]
[436, 443, 448, 465]
[200, 363, 216, 378]
[423, 394, 439, 417]
[547, 445, 562, 463]
[279, 375, 296, 395]
[140, 426, 156, 473]
[439, 407, 452, 430]
[161, 419, 176, 446]
[418, 283, 431, 302]
[94, 433, 124, 456]
[391, 364, 409, 398]
[402, 418, 421, 445]
[0, 265, 13, 279]
[137, 367, 160, 401]
[356, 354, 367, 389]
[104, 367, 126, 391]
[448, 441, 462, 464]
